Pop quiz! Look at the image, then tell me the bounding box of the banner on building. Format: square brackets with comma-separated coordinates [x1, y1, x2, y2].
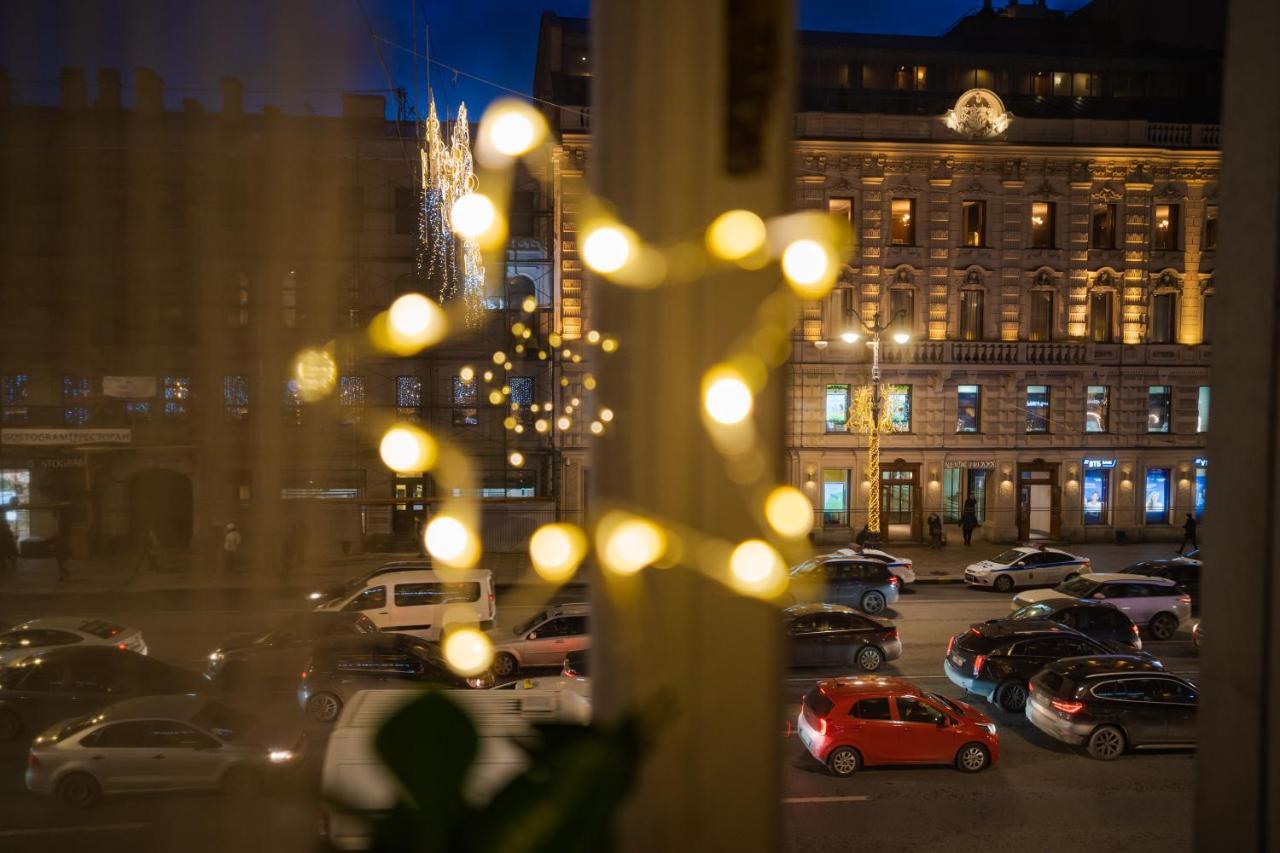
[944, 459, 997, 469]
[1, 428, 132, 446]
[103, 376, 157, 398]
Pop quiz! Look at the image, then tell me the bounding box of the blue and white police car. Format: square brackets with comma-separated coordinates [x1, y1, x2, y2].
[963, 546, 1091, 593]
[832, 547, 916, 585]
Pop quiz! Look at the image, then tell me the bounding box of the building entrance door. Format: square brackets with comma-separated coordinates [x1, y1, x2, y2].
[880, 463, 921, 541]
[1017, 464, 1060, 540]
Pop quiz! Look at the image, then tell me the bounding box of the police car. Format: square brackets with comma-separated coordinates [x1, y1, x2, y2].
[831, 547, 916, 585]
[963, 546, 1090, 593]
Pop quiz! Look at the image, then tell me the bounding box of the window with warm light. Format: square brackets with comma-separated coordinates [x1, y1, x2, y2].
[956, 385, 981, 433]
[1029, 202, 1055, 248]
[1152, 204, 1180, 250]
[961, 200, 985, 247]
[1203, 205, 1218, 251]
[1147, 386, 1172, 433]
[1026, 385, 1050, 433]
[452, 377, 478, 426]
[890, 198, 915, 246]
[1150, 292, 1177, 344]
[1029, 291, 1054, 341]
[1090, 291, 1114, 343]
[163, 376, 189, 419]
[888, 385, 911, 433]
[1086, 385, 1109, 433]
[825, 384, 850, 433]
[827, 197, 852, 225]
[960, 290, 984, 341]
[1052, 71, 1070, 95]
[1091, 203, 1117, 249]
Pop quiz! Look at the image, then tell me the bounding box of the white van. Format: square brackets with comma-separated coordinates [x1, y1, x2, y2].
[319, 687, 592, 850]
[313, 568, 495, 641]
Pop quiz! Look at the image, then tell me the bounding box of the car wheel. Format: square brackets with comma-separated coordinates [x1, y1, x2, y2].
[855, 645, 884, 672]
[492, 652, 519, 678]
[0, 709, 21, 742]
[1149, 613, 1178, 641]
[955, 743, 990, 773]
[1086, 725, 1126, 761]
[306, 691, 343, 723]
[222, 765, 261, 797]
[826, 746, 861, 777]
[993, 575, 1014, 593]
[57, 772, 101, 808]
[996, 680, 1028, 713]
[860, 591, 886, 614]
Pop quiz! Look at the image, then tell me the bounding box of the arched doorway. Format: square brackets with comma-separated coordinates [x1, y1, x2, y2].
[129, 470, 193, 547]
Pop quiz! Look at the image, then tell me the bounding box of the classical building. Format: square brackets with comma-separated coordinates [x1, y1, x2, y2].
[537, 0, 1221, 544]
[0, 69, 586, 562]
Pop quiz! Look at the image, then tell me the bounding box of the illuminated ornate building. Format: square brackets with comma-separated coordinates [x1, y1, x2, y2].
[538, 0, 1222, 544]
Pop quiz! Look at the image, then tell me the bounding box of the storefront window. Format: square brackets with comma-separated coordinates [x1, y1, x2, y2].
[887, 385, 911, 432]
[826, 384, 850, 433]
[822, 469, 850, 526]
[968, 469, 988, 523]
[0, 469, 31, 539]
[1144, 468, 1171, 525]
[943, 466, 987, 523]
[1086, 385, 1108, 433]
[1083, 469, 1110, 525]
[1197, 386, 1210, 433]
[1147, 386, 1172, 433]
[1195, 463, 1207, 520]
[942, 468, 961, 523]
[1026, 385, 1050, 433]
[956, 385, 980, 433]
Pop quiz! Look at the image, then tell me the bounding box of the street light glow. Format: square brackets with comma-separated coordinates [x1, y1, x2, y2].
[840, 331, 861, 344]
[893, 331, 911, 345]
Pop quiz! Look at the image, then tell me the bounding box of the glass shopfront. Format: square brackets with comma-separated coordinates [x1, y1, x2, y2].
[1083, 468, 1110, 525]
[1144, 468, 1171, 525]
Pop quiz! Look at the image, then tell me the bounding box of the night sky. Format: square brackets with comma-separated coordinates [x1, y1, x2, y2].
[1, 0, 1087, 119]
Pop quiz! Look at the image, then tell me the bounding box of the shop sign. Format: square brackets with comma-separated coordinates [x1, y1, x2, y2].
[1083, 458, 1116, 470]
[944, 460, 996, 469]
[103, 376, 157, 399]
[1, 428, 132, 446]
[1194, 457, 1208, 468]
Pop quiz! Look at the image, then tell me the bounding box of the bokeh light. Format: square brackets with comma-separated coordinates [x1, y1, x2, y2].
[781, 239, 837, 299]
[509, 451, 525, 467]
[597, 512, 667, 576]
[529, 523, 588, 584]
[450, 192, 498, 239]
[702, 367, 754, 425]
[378, 426, 438, 473]
[764, 486, 814, 539]
[425, 515, 480, 568]
[706, 209, 767, 262]
[292, 348, 337, 402]
[581, 225, 633, 274]
[442, 627, 494, 677]
[478, 99, 548, 163]
[599, 407, 614, 423]
[728, 539, 788, 599]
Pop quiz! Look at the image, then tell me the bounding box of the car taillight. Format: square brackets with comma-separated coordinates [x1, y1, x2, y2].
[1051, 698, 1084, 715]
[1178, 595, 1192, 605]
[888, 627, 899, 642]
[946, 635, 955, 655]
[27, 752, 39, 768]
[300, 670, 309, 680]
[1130, 623, 1140, 637]
[889, 576, 900, 587]
[972, 654, 986, 677]
[816, 717, 827, 735]
[116, 643, 128, 650]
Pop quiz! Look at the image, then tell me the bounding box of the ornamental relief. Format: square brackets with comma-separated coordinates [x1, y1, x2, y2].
[1153, 182, 1190, 202]
[1091, 183, 1124, 202]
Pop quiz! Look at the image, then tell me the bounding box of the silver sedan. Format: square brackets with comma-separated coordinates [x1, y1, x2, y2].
[25, 695, 302, 807]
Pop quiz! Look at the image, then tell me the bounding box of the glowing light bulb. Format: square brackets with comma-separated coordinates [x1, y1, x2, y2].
[384, 293, 447, 352]
[379, 426, 438, 473]
[706, 209, 767, 261]
[597, 513, 666, 576]
[442, 628, 493, 676]
[590, 420, 604, 435]
[840, 331, 860, 344]
[503, 416, 517, 430]
[486, 104, 544, 156]
[522, 295, 537, 313]
[601, 337, 619, 353]
[583, 375, 597, 390]
[586, 330, 601, 344]
[509, 451, 525, 467]
[582, 226, 632, 274]
[292, 348, 337, 402]
[728, 539, 788, 599]
[450, 192, 497, 239]
[489, 390, 504, 405]
[702, 367, 753, 426]
[599, 407, 614, 423]
[459, 366, 475, 382]
[557, 416, 571, 430]
[781, 239, 835, 298]
[425, 515, 478, 567]
[493, 351, 506, 365]
[529, 523, 588, 583]
[764, 486, 814, 539]
[893, 331, 911, 345]
[483, 370, 494, 382]
[535, 418, 549, 433]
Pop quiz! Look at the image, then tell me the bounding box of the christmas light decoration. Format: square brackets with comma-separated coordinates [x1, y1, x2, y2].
[422, 97, 485, 328]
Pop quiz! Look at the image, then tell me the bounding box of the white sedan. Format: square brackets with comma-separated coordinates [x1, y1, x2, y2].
[830, 547, 916, 584]
[0, 618, 146, 665]
[963, 546, 1091, 593]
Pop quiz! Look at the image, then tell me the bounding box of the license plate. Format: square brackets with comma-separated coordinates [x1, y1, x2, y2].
[950, 654, 964, 668]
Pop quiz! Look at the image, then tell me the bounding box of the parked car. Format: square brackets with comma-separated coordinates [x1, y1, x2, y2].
[963, 546, 1091, 592]
[783, 604, 901, 671]
[306, 560, 434, 604]
[313, 567, 495, 640]
[298, 633, 490, 722]
[1026, 656, 1198, 760]
[320, 687, 590, 850]
[0, 618, 147, 665]
[25, 695, 303, 807]
[207, 612, 377, 688]
[0, 648, 210, 743]
[788, 555, 900, 615]
[830, 547, 916, 585]
[562, 649, 589, 680]
[943, 621, 1148, 713]
[1123, 558, 1202, 607]
[796, 676, 999, 776]
[1004, 598, 1142, 650]
[1012, 573, 1192, 641]
[490, 603, 589, 678]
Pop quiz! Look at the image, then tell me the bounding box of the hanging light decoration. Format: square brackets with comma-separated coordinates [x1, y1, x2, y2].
[422, 97, 485, 328]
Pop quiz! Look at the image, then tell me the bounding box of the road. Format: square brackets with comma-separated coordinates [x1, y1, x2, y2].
[0, 583, 1196, 852]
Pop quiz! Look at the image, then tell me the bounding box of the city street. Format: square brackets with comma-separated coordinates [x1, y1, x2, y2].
[0, 577, 1197, 852]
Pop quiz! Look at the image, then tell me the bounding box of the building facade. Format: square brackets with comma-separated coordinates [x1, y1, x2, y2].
[538, 0, 1221, 544]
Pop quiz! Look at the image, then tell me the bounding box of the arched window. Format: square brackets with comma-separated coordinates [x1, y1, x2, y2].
[958, 269, 986, 341]
[507, 275, 537, 310]
[1089, 269, 1119, 343]
[1149, 275, 1179, 344]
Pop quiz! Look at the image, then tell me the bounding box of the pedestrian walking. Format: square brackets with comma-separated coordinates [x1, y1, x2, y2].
[223, 523, 242, 573]
[0, 519, 17, 571]
[133, 526, 160, 575]
[854, 523, 870, 546]
[928, 512, 943, 549]
[961, 496, 980, 546]
[1177, 513, 1199, 555]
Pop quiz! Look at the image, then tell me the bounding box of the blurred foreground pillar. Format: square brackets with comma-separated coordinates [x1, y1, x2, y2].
[1196, 0, 1280, 847]
[591, 2, 792, 851]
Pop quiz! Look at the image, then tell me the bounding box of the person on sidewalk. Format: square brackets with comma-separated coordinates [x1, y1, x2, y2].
[854, 523, 870, 547]
[961, 497, 980, 546]
[223, 523, 242, 573]
[133, 526, 160, 575]
[1177, 513, 1199, 555]
[0, 520, 17, 571]
[927, 512, 943, 549]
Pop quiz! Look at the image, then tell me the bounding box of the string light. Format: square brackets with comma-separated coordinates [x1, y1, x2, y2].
[529, 523, 588, 583]
[509, 451, 525, 467]
[764, 486, 814, 539]
[442, 628, 494, 676]
[379, 426, 438, 473]
[706, 209, 767, 263]
[599, 407, 614, 422]
[459, 366, 475, 382]
[425, 515, 479, 568]
[728, 539, 788, 599]
[597, 512, 666, 576]
[702, 366, 753, 426]
[422, 98, 484, 327]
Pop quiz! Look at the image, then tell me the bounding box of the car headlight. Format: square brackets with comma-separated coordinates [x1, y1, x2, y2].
[984, 723, 997, 735]
[209, 652, 223, 662]
[308, 592, 322, 600]
[268, 749, 294, 763]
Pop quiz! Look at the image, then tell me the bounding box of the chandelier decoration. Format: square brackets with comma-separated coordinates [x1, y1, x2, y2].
[421, 97, 485, 328]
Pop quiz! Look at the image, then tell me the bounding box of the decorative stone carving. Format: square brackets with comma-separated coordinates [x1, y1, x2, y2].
[943, 89, 1012, 139]
[895, 265, 914, 284]
[1126, 162, 1155, 185]
[1028, 177, 1060, 197]
[1033, 268, 1056, 287]
[1092, 183, 1123, 202]
[930, 156, 956, 183]
[861, 154, 886, 181]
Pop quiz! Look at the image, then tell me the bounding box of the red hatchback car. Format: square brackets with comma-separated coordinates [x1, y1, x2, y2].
[797, 676, 1000, 776]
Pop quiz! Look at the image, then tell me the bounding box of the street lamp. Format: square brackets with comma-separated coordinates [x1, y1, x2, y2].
[844, 306, 910, 547]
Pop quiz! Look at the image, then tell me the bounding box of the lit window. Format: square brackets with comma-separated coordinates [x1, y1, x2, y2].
[890, 199, 915, 246]
[1, 374, 29, 424]
[1086, 386, 1108, 433]
[961, 200, 985, 247]
[1147, 386, 1171, 433]
[1197, 386, 1210, 433]
[1030, 202, 1055, 248]
[396, 376, 423, 419]
[1152, 204, 1179, 251]
[340, 376, 365, 425]
[1026, 385, 1050, 433]
[822, 470, 850, 526]
[1144, 468, 1171, 524]
[827, 197, 852, 224]
[125, 401, 150, 421]
[223, 376, 250, 423]
[956, 385, 980, 433]
[1083, 469, 1109, 525]
[825, 384, 850, 433]
[163, 376, 190, 419]
[63, 376, 90, 426]
[887, 385, 911, 433]
[452, 377, 478, 426]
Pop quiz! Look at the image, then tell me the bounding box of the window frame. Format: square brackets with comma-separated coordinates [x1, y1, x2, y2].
[1146, 386, 1172, 434]
[1025, 385, 1050, 434]
[825, 384, 851, 434]
[956, 384, 981, 434]
[1152, 203, 1181, 251]
[961, 200, 986, 248]
[890, 198, 916, 246]
[1091, 203, 1118, 249]
[1029, 201, 1056, 248]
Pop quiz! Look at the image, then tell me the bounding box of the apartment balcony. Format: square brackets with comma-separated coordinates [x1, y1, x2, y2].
[795, 339, 1212, 368]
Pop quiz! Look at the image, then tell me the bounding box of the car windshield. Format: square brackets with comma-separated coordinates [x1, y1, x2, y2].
[929, 693, 964, 715]
[514, 612, 549, 636]
[191, 701, 257, 742]
[1010, 603, 1055, 620]
[790, 558, 823, 575]
[1056, 577, 1098, 596]
[992, 549, 1027, 565]
[56, 716, 99, 742]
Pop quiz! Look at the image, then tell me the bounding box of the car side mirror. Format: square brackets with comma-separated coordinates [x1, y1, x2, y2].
[528, 632, 539, 641]
[1092, 593, 1106, 600]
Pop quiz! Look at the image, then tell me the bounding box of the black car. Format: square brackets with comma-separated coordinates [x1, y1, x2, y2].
[783, 604, 902, 671]
[297, 633, 489, 722]
[1123, 559, 1202, 607]
[0, 647, 210, 742]
[1004, 598, 1142, 650]
[562, 649, 589, 679]
[943, 621, 1149, 713]
[1026, 656, 1197, 760]
[208, 611, 378, 689]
